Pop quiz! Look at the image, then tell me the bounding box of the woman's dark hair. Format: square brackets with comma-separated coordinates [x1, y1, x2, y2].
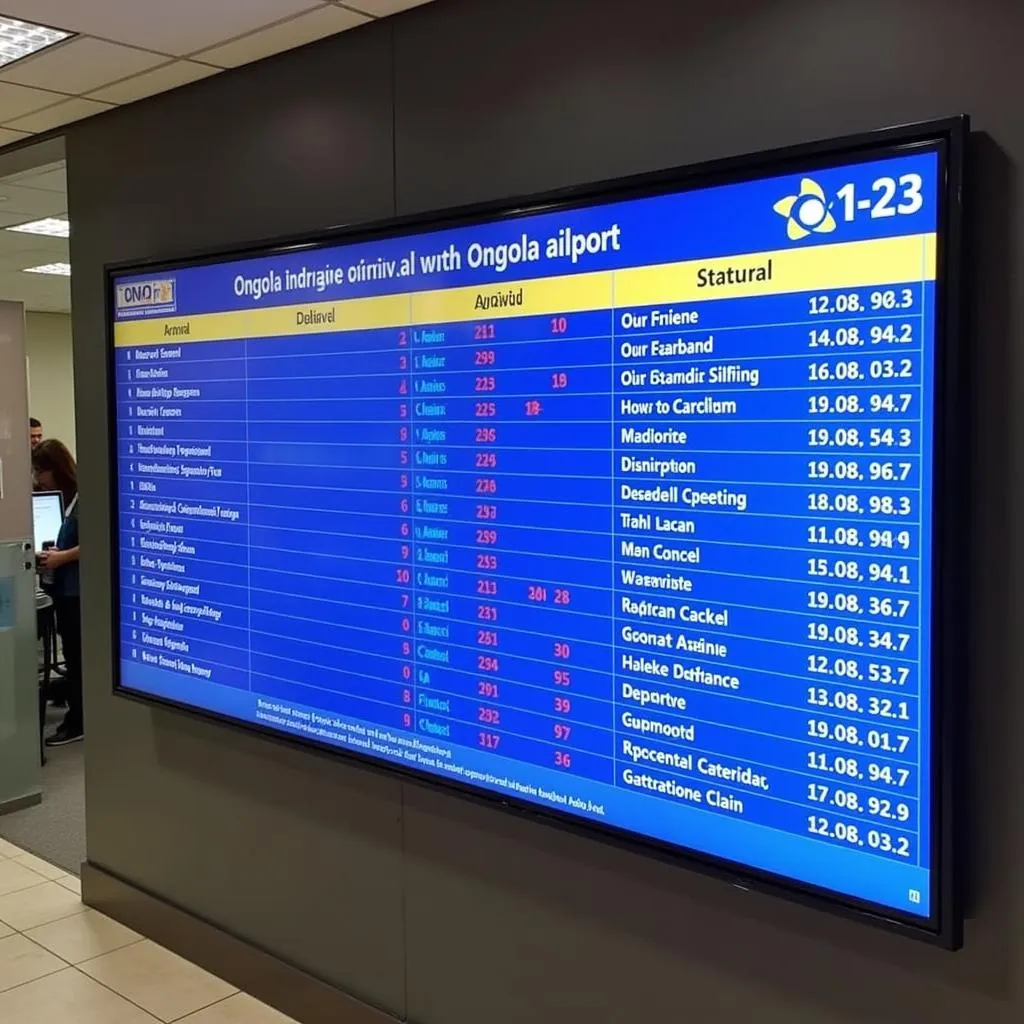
[32, 439, 77, 507]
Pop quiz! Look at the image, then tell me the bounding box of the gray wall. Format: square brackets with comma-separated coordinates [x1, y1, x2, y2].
[67, 0, 1023, 1021]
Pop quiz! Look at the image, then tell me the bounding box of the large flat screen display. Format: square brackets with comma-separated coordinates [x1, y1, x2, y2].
[110, 121, 963, 944]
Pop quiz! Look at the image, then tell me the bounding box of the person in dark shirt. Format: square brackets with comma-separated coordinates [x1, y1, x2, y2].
[33, 439, 83, 745]
[29, 417, 42, 449]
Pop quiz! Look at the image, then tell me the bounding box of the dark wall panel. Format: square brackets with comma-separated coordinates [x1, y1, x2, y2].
[66, 21, 406, 1016]
[70, 30, 395, 259]
[394, 1, 1024, 1023]
[394, 0, 1015, 213]
[66, 0, 1024, 1022]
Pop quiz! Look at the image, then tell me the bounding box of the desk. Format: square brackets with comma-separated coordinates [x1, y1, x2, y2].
[36, 590, 54, 766]
[36, 589, 54, 684]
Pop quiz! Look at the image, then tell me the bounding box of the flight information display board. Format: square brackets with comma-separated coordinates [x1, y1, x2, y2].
[110, 123, 961, 942]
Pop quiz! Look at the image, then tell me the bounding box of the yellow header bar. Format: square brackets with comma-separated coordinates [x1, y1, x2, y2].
[113, 233, 936, 348]
[616, 233, 935, 307]
[113, 293, 411, 348]
[409, 269, 613, 325]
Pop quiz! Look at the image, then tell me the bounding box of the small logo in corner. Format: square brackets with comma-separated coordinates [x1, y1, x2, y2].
[115, 278, 176, 314]
[773, 178, 837, 240]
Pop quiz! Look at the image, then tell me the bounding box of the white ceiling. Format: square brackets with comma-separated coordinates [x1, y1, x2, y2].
[0, 1, 432, 314]
[0, 159, 68, 313]
[0, 1, 432, 143]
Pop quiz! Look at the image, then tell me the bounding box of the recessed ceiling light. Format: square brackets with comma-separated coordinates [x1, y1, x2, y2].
[0, 16, 72, 69]
[23, 262, 70, 276]
[7, 217, 69, 237]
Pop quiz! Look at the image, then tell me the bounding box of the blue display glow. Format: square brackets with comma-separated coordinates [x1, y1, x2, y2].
[112, 143, 945, 922]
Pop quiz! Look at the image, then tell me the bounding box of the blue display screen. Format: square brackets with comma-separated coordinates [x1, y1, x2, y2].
[111, 140, 948, 925]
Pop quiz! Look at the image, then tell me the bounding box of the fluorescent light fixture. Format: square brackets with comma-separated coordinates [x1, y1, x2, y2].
[0, 16, 72, 69]
[23, 262, 70, 276]
[7, 217, 69, 238]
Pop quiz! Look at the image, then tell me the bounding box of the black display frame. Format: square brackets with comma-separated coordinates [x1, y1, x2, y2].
[106, 116, 967, 948]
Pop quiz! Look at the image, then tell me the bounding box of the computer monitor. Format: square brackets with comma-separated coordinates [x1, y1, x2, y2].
[32, 491, 64, 551]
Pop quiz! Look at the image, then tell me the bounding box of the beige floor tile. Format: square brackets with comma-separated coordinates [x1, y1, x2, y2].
[25, 908, 142, 965]
[0, 921, 12, 940]
[79, 939, 237, 1022]
[11, 851, 68, 882]
[0, 839, 25, 859]
[0, 932, 66, 993]
[57, 874, 82, 895]
[0, 880, 86, 932]
[0, 966, 159, 1023]
[178, 992, 298, 1023]
[0, 859, 50, 897]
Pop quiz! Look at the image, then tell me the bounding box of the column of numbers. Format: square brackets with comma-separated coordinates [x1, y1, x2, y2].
[397, 326, 416, 732]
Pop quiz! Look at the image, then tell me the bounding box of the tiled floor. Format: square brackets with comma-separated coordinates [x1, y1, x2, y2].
[0, 837, 297, 1023]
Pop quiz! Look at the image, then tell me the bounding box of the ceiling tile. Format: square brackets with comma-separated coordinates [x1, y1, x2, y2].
[0, 182, 66, 217]
[0, 37, 166, 94]
[0, 208, 35, 225]
[0, 128, 31, 146]
[0, 276, 69, 305]
[3, 160, 64, 182]
[0, 1, 326, 56]
[0, 210, 42, 227]
[339, 0, 432, 15]
[6, 97, 113, 134]
[198, 5, 369, 67]
[87, 60, 219, 104]
[13, 167, 66, 192]
[0, 82, 65, 122]
[0, 267, 70, 311]
[0, 243, 68, 271]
